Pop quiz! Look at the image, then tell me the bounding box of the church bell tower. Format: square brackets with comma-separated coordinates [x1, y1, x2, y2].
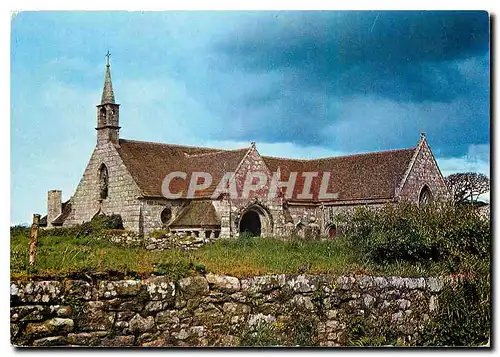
[96, 52, 120, 146]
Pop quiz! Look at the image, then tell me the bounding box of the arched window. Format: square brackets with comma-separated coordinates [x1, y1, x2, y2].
[99, 164, 109, 199]
[99, 107, 107, 125]
[419, 185, 433, 205]
[327, 224, 337, 240]
[161, 207, 172, 226]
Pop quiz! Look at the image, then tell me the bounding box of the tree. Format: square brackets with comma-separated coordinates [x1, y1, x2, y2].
[445, 172, 490, 204]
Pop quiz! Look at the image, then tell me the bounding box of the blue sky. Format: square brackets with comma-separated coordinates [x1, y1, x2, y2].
[11, 11, 490, 224]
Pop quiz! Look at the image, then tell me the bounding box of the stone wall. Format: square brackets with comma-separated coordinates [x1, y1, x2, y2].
[11, 273, 450, 347]
[64, 142, 143, 232]
[94, 230, 215, 251]
[398, 138, 449, 203]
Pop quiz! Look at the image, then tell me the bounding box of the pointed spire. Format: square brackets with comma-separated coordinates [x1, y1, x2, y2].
[101, 51, 115, 105]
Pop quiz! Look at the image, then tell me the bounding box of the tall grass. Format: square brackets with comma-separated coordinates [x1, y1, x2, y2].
[10, 232, 464, 279]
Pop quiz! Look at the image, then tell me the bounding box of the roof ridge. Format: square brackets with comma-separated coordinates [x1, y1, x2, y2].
[185, 147, 249, 158]
[119, 138, 228, 152]
[263, 146, 416, 162]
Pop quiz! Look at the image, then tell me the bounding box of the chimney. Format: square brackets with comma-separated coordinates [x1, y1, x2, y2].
[47, 190, 62, 227]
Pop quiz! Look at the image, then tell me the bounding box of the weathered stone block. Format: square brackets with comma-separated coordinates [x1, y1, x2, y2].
[205, 274, 240, 293]
[357, 276, 374, 290]
[67, 331, 109, 346]
[241, 274, 286, 293]
[98, 280, 142, 299]
[78, 301, 114, 331]
[223, 302, 251, 316]
[32, 336, 68, 346]
[11, 281, 64, 304]
[179, 276, 209, 297]
[129, 314, 155, 333]
[25, 318, 74, 338]
[337, 276, 355, 290]
[427, 277, 444, 293]
[144, 276, 176, 302]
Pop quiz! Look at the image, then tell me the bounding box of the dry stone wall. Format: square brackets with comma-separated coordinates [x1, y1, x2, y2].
[11, 273, 450, 347]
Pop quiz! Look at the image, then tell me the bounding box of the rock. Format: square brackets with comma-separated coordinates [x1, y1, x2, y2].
[326, 309, 338, 320]
[429, 295, 439, 312]
[99, 280, 142, 299]
[179, 276, 209, 297]
[217, 334, 240, 347]
[357, 276, 374, 290]
[144, 301, 163, 313]
[25, 318, 74, 338]
[363, 294, 376, 308]
[156, 310, 180, 330]
[141, 336, 168, 347]
[286, 275, 320, 293]
[373, 277, 388, 290]
[32, 336, 67, 346]
[129, 314, 155, 333]
[388, 277, 405, 289]
[11, 323, 20, 339]
[137, 332, 161, 344]
[78, 301, 114, 331]
[405, 277, 426, 290]
[337, 276, 355, 290]
[241, 275, 286, 294]
[64, 280, 95, 300]
[391, 311, 403, 324]
[51, 305, 72, 317]
[223, 302, 251, 316]
[11, 281, 64, 303]
[101, 335, 135, 347]
[289, 295, 315, 312]
[397, 299, 411, 310]
[11, 305, 46, 322]
[427, 277, 444, 293]
[67, 331, 109, 346]
[206, 274, 240, 293]
[326, 320, 340, 329]
[247, 313, 276, 328]
[144, 276, 176, 302]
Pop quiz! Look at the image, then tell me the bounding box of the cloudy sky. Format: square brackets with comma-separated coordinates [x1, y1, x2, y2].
[11, 11, 490, 224]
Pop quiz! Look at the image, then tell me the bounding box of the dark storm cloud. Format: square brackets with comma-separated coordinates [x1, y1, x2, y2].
[201, 11, 489, 155]
[216, 11, 488, 102]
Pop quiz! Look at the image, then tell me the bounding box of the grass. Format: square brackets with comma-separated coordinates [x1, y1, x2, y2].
[11, 231, 462, 280]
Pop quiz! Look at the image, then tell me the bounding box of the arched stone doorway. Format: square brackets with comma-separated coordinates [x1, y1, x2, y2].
[239, 210, 261, 237]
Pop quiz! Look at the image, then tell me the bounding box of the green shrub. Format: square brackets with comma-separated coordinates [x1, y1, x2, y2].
[417, 274, 490, 346]
[149, 228, 170, 239]
[10, 225, 30, 238]
[39, 214, 124, 238]
[339, 202, 490, 267]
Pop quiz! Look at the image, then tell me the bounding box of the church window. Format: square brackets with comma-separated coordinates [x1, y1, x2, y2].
[161, 207, 172, 226]
[99, 164, 109, 199]
[419, 185, 432, 205]
[99, 107, 106, 125]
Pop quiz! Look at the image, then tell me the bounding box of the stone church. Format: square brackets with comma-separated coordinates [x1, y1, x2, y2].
[41, 60, 450, 239]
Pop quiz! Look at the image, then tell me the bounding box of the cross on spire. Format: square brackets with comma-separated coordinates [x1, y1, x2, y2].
[105, 51, 111, 67]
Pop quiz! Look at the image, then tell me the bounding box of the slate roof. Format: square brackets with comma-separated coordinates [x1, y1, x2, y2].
[262, 148, 416, 202]
[116, 139, 416, 203]
[169, 200, 221, 228]
[116, 139, 248, 198]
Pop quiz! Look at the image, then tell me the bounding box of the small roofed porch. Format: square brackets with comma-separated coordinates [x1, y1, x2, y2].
[168, 200, 221, 242]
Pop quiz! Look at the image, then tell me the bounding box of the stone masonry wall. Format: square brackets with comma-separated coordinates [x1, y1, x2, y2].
[398, 139, 449, 203]
[11, 274, 450, 347]
[64, 142, 143, 232]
